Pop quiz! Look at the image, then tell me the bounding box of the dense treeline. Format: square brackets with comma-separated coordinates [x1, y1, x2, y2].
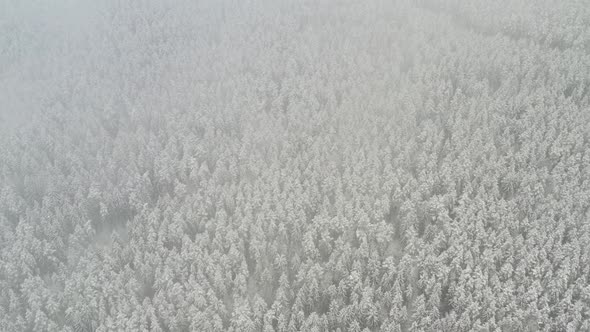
[1, 0, 589, 331]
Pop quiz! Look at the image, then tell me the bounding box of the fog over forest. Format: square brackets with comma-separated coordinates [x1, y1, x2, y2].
[1, 0, 590, 331]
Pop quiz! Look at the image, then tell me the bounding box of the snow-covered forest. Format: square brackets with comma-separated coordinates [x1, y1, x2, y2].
[1, 0, 590, 331]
